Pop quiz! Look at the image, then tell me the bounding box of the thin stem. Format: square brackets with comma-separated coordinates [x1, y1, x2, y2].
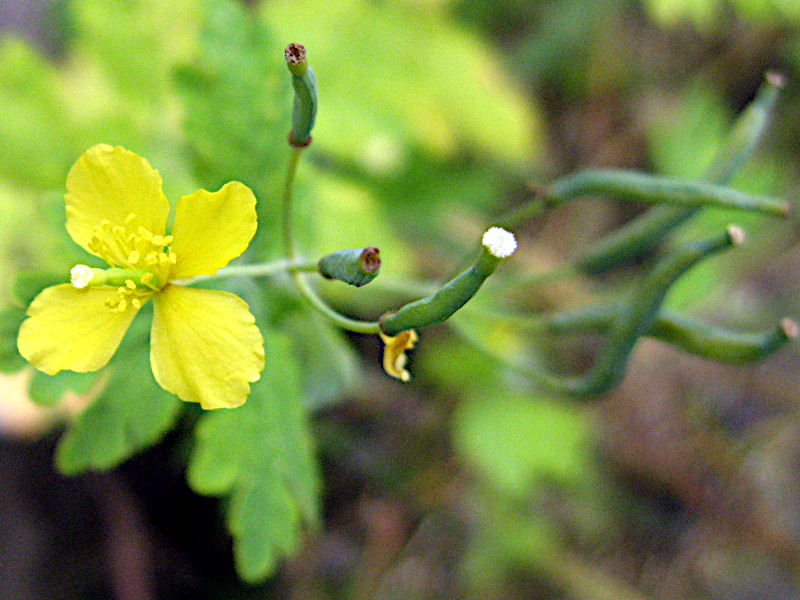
[283, 146, 304, 259]
[291, 271, 381, 334]
[170, 258, 319, 287]
[281, 146, 382, 334]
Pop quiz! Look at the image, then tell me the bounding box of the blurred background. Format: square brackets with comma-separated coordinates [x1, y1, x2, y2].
[1, 0, 800, 598]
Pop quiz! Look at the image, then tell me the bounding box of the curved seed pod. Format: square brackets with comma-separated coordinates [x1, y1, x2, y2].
[545, 303, 797, 364]
[318, 247, 381, 287]
[380, 228, 516, 336]
[575, 72, 785, 274]
[561, 225, 745, 396]
[650, 313, 798, 364]
[547, 170, 789, 217]
[285, 43, 317, 147]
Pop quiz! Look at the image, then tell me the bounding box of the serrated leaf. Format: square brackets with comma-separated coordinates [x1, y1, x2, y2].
[175, 0, 290, 258]
[187, 329, 319, 583]
[0, 306, 26, 373]
[29, 370, 98, 408]
[229, 476, 298, 581]
[55, 321, 182, 475]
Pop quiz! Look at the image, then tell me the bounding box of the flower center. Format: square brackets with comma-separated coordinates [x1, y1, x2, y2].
[78, 213, 178, 312]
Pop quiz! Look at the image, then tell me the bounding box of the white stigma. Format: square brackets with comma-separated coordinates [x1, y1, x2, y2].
[70, 265, 95, 289]
[482, 227, 517, 258]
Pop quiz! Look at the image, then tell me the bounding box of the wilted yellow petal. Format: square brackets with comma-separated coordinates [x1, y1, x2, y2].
[379, 329, 418, 382]
[17, 284, 145, 375]
[150, 286, 265, 409]
[168, 182, 257, 280]
[66, 144, 170, 256]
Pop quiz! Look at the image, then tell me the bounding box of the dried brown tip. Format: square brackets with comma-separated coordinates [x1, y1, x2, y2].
[359, 247, 381, 273]
[780, 200, 792, 219]
[766, 71, 787, 89]
[285, 43, 306, 65]
[726, 224, 746, 246]
[287, 132, 313, 147]
[781, 317, 799, 339]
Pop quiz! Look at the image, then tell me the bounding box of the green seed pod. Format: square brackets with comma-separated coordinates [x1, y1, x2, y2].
[285, 43, 317, 147]
[318, 247, 381, 287]
[380, 228, 516, 336]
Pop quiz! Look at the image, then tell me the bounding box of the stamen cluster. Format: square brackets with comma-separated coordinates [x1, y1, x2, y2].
[86, 213, 176, 312]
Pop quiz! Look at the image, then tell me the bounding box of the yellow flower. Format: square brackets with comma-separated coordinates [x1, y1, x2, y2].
[379, 329, 418, 382]
[17, 144, 265, 410]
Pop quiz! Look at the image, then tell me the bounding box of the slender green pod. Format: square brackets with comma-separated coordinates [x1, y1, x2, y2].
[561, 225, 745, 396]
[544, 302, 797, 363]
[545, 169, 789, 216]
[319, 247, 381, 287]
[576, 72, 785, 274]
[285, 43, 317, 147]
[703, 71, 785, 183]
[380, 228, 517, 336]
[649, 312, 798, 364]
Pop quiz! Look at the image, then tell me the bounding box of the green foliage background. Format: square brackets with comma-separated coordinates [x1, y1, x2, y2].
[1, 0, 799, 598]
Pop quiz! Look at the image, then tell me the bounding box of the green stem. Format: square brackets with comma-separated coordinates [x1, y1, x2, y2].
[170, 258, 319, 287]
[283, 146, 303, 259]
[474, 227, 743, 395]
[291, 272, 381, 334]
[281, 146, 382, 334]
[379, 246, 505, 336]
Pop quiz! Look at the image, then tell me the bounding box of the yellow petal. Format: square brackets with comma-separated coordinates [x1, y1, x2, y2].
[66, 144, 170, 255]
[17, 284, 144, 375]
[379, 329, 418, 382]
[168, 182, 257, 280]
[150, 286, 265, 409]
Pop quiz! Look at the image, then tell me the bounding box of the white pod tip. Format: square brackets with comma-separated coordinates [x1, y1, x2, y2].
[70, 265, 95, 289]
[482, 227, 517, 258]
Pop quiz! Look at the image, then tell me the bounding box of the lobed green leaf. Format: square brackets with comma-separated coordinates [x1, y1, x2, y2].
[174, 0, 290, 258]
[29, 370, 98, 408]
[55, 322, 182, 474]
[187, 329, 320, 583]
